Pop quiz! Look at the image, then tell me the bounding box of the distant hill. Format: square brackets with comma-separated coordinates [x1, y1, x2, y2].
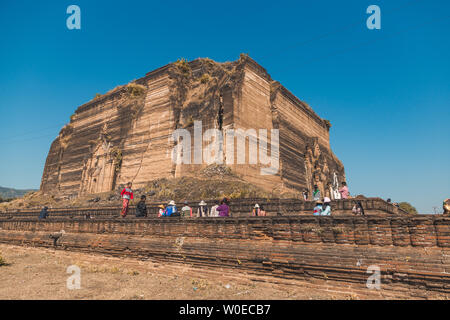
[0, 186, 37, 199]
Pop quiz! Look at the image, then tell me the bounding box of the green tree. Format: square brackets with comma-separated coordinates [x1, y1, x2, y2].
[398, 202, 418, 214]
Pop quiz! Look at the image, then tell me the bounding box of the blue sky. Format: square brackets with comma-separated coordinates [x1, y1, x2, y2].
[0, 0, 449, 213]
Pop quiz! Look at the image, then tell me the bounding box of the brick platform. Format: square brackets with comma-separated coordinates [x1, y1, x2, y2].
[0, 215, 448, 299]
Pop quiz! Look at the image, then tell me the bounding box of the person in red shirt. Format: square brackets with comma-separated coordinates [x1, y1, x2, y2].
[120, 182, 134, 218]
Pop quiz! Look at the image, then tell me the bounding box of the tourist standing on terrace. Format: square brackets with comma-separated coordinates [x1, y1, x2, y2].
[120, 182, 134, 218]
[165, 200, 178, 217]
[216, 198, 230, 217]
[338, 182, 349, 199]
[321, 197, 332, 216]
[181, 201, 192, 217]
[135, 195, 148, 218]
[197, 200, 209, 217]
[313, 185, 321, 201]
[302, 189, 309, 201]
[38, 206, 49, 220]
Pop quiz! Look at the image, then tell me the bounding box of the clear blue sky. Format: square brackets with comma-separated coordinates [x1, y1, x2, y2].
[0, 0, 449, 213]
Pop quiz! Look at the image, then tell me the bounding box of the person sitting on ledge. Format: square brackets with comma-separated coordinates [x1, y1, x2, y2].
[313, 185, 321, 201]
[158, 204, 165, 217]
[38, 206, 49, 220]
[321, 197, 332, 216]
[216, 198, 230, 217]
[252, 204, 266, 216]
[197, 200, 209, 217]
[181, 201, 192, 217]
[210, 200, 219, 217]
[352, 200, 365, 216]
[120, 182, 134, 218]
[135, 195, 148, 218]
[313, 200, 323, 216]
[165, 200, 178, 217]
[252, 204, 261, 216]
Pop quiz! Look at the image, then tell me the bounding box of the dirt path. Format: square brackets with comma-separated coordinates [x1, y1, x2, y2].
[0, 243, 373, 300]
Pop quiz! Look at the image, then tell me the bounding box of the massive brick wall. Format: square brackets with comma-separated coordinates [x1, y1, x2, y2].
[0, 215, 448, 298]
[40, 56, 345, 199]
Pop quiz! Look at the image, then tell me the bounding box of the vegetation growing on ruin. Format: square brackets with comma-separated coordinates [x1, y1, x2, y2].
[59, 123, 74, 149]
[324, 120, 332, 130]
[143, 176, 271, 202]
[111, 147, 123, 172]
[398, 202, 418, 214]
[116, 83, 148, 120]
[183, 115, 194, 128]
[126, 83, 147, 98]
[199, 73, 211, 84]
[239, 53, 249, 60]
[0, 195, 14, 203]
[174, 58, 191, 75]
[94, 93, 102, 99]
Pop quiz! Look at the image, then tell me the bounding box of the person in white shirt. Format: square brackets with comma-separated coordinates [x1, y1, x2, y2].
[321, 197, 332, 216]
[210, 202, 219, 217]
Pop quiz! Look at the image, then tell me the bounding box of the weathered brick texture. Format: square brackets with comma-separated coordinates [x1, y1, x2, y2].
[0, 215, 448, 298]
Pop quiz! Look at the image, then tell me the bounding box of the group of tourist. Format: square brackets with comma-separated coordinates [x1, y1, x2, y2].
[304, 181, 349, 202]
[36, 181, 361, 219]
[155, 199, 231, 218]
[309, 181, 351, 216]
[30, 180, 449, 219]
[119, 181, 358, 218]
[120, 183, 232, 218]
[313, 197, 332, 216]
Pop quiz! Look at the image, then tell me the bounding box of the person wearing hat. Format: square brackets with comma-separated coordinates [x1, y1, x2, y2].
[322, 197, 332, 216]
[313, 200, 323, 216]
[164, 200, 178, 217]
[252, 204, 266, 216]
[252, 204, 261, 216]
[158, 204, 165, 217]
[197, 200, 209, 217]
[181, 201, 192, 217]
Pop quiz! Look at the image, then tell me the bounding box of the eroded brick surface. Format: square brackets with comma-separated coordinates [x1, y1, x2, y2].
[0, 215, 449, 298]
